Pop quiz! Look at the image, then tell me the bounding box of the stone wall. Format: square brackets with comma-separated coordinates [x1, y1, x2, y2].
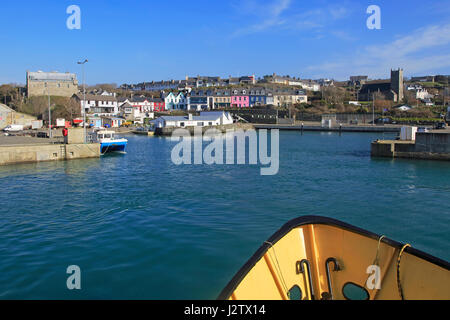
[27, 80, 79, 97]
[68, 128, 86, 144]
[0, 143, 100, 166]
[414, 133, 450, 153]
[0, 104, 37, 129]
[371, 132, 450, 161]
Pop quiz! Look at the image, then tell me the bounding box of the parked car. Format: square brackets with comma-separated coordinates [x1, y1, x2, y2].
[370, 118, 392, 124]
[435, 122, 447, 130]
[417, 127, 430, 133]
[37, 131, 49, 138]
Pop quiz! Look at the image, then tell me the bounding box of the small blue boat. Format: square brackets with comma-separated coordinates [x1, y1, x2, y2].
[94, 130, 128, 154]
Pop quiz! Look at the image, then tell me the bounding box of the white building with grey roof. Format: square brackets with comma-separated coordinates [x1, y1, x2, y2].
[153, 111, 233, 128]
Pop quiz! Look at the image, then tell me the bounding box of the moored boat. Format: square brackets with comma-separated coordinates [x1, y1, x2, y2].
[218, 216, 450, 300]
[92, 130, 128, 154]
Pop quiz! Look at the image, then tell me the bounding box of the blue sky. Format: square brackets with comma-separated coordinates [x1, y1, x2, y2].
[1, 0, 449, 85]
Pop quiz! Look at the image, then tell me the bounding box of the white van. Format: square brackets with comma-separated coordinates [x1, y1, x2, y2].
[3, 125, 24, 132]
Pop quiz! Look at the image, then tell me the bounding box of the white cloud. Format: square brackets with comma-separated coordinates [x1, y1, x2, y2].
[230, 1, 351, 39]
[307, 23, 450, 79]
[366, 24, 450, 59]
[231, 0, 292, 38]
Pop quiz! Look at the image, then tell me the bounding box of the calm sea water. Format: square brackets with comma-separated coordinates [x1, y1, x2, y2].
[0, 131, 449, 299]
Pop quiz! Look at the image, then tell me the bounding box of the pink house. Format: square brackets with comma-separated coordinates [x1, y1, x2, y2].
[231, 89, 249, 108]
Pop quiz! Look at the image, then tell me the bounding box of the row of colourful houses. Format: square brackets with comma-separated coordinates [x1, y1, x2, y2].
[166, 87, 308, 111]
[72, 87, 308, 124]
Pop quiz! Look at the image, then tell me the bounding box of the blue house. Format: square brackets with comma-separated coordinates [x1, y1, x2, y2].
[188, 90, 212, 111]
[249, 87, 267, 107]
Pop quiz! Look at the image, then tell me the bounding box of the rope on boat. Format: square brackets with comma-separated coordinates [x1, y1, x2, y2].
[264, 241, 289, 299]
[396, 243, 411, 300]
[373, 235, 386, 266]
[101, 143, 112, 155]
[364, 235, 386, 297]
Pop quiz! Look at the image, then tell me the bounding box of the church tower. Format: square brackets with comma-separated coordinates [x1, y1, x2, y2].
[391, 68, 404, 102]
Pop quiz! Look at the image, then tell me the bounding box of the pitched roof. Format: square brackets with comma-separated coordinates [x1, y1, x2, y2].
[359, 82, 392, 94]
[74, 94, 117, 102]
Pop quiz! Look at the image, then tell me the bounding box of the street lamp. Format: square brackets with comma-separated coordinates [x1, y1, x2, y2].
[44, 82, 52, 139]
[77, 59, 88, 143]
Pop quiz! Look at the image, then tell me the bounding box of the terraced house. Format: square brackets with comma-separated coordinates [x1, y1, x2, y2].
[248, 87, 268, 107]
[231, 88, 250, 108]
[272, 89, 308, 107]
[213, 89, 231, 109]
[188, 89, 213, 111]
[150, 98, 165, 112]
[126, 96, 153, 113]
[164, 92, 187, 110]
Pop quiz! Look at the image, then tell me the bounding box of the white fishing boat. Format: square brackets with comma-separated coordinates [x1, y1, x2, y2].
[92, 130, 128, 154]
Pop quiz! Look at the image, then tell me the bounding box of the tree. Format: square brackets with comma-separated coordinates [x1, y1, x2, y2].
[51, 98, 81, 121]
[0, 84, 17, 105]
[321, 86, 347, 105]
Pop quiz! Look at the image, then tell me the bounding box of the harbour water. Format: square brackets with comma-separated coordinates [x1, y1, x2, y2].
[0, 131, 449, 299]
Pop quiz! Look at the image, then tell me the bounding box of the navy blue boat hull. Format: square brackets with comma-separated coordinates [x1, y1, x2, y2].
[100, 141, 127, 154]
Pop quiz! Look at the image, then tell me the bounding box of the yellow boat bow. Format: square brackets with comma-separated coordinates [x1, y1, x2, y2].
[218, 216, 450, 300]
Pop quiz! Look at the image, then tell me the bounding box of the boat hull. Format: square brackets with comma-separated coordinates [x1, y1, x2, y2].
[218, 216, 450, 300]
[100, 140, 127, 154]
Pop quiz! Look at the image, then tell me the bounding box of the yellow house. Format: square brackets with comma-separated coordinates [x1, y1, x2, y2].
[273, 90, 308, 107]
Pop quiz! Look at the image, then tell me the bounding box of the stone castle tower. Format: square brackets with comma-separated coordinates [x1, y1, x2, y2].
[390, 68, 404, 102]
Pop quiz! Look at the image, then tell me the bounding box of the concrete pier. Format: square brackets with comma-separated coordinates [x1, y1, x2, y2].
[0, 143, 100, 166]
[371, 132, 450, 161]
[0, 128, 100, 166]
[254, 123, 401, 133]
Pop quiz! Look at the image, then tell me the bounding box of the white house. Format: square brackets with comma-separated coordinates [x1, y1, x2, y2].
[118, 101, 154, 124]
[299, 81, 321, 92]
[128, 97, 153, 112]
[73, 94, 119, 117]
[416, 88, 433, 100]
[154, 111, 233, 128]
[406, 84, 423, 91]
[119, 96, 159, 123]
